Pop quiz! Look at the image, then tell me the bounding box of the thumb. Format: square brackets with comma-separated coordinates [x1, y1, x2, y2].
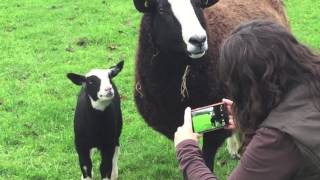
[183, 107, 192, 128]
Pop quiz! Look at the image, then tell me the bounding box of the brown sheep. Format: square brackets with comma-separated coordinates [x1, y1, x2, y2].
[133, 0, 289, 171]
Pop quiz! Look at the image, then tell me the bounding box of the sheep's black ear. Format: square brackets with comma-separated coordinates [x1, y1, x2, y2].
[109, 60, 124, 78]
[201, 0, 219, 8]
[67, 73, 86, 86]
[133, 0, 152, 13]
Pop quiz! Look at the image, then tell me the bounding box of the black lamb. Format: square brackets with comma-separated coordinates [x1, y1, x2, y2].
[67, 61, 124, 180]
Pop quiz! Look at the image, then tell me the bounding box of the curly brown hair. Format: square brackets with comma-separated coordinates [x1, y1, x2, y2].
[219, 20, 320, 151]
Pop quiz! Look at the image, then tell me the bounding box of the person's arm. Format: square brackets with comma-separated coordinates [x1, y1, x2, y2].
[176, 139, 218, 180]
[175, 100, 302, 180]
[175, 107, 218, 180]
[176, 128, 302, 180]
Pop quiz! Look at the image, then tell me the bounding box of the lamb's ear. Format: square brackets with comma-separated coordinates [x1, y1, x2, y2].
[67, 73, 86, 86]
[109, 60, 124, 78]
[202, 0, 219, 8]
[133, 0, 152, 13]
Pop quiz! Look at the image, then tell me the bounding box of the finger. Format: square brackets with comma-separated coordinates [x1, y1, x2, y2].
[225, 119, 236, 130]
[195, 133, 202, 139]
[183, 107, 192, 128]
[228, 115, 234, 122]
[222, 98, 233, 115]
[222, 98, 233, 105]
[224, 124, 236, 130]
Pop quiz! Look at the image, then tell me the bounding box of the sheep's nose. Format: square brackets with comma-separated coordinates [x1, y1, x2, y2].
[189, 36, 206, 47]
[105, 87, 114, 97]
[105, 87, 112, 92]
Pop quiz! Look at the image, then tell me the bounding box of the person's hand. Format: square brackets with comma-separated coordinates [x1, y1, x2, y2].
[222, 98, 236, 130]
[174, 107, 201, 147]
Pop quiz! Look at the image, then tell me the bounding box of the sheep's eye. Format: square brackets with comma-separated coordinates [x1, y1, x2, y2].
[88, 80, 93, 85]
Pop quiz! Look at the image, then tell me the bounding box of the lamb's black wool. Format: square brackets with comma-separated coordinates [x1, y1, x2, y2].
[67, 61, 124, 180]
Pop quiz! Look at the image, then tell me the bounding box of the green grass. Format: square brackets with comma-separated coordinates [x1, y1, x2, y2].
[0, 0, 319, 179]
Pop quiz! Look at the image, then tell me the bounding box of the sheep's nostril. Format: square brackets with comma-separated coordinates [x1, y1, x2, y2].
[106, 91, 114, 97]
[105, 87, 112, 92]
[189, 36, 206, 47]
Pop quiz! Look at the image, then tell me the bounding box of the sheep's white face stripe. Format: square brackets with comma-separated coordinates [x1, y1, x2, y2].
[86, 69, 114, 111]
[168, 0, 208, 59]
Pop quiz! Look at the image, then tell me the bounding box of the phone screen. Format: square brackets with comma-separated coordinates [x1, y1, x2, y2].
[191, 103, 228, 133]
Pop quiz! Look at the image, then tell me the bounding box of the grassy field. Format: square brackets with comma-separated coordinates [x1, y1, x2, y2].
[0, 0, 319, 179]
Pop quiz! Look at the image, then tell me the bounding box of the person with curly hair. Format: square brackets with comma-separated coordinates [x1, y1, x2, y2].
[174, 20, 320, 180]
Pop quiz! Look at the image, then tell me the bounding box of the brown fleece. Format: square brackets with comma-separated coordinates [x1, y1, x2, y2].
[204, 0, 289, 62]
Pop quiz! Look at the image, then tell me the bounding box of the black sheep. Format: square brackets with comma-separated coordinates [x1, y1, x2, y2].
[67, 61, 124, 180]
[133, 0, 289, 171]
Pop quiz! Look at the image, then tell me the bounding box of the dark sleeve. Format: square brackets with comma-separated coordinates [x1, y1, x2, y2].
[229, 128, 302, 180]
[176, 139, 218, 180]
[176, 128, 302, 180]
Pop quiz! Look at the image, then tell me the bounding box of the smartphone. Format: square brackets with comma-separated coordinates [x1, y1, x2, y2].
[191, 102, 229, 133]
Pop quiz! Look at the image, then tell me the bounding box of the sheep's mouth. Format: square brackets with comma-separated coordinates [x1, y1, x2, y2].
[187, 44, 207, 59]
[98, 93, 114, 99]
[188, 50, 206, 59]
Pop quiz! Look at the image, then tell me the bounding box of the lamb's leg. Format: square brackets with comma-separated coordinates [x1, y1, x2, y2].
[202, 129, 231, 171]
[110, 146, 120, 180]
[77, 149, 93, 180]
[100, 146, 116, 180]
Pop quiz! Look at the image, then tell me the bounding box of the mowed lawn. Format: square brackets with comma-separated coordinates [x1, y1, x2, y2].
[0, 0, 319, 179]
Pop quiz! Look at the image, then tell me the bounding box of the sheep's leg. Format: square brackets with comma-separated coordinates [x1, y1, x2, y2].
[202, 129, 231, 171]
[100, 146, 116, 180]
[226, 132, 241, 159]
[110, 146, 120, 180]
[77, 148, 93, 180]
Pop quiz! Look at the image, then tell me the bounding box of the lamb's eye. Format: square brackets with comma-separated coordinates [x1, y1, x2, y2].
[88, 80, 93, 85]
